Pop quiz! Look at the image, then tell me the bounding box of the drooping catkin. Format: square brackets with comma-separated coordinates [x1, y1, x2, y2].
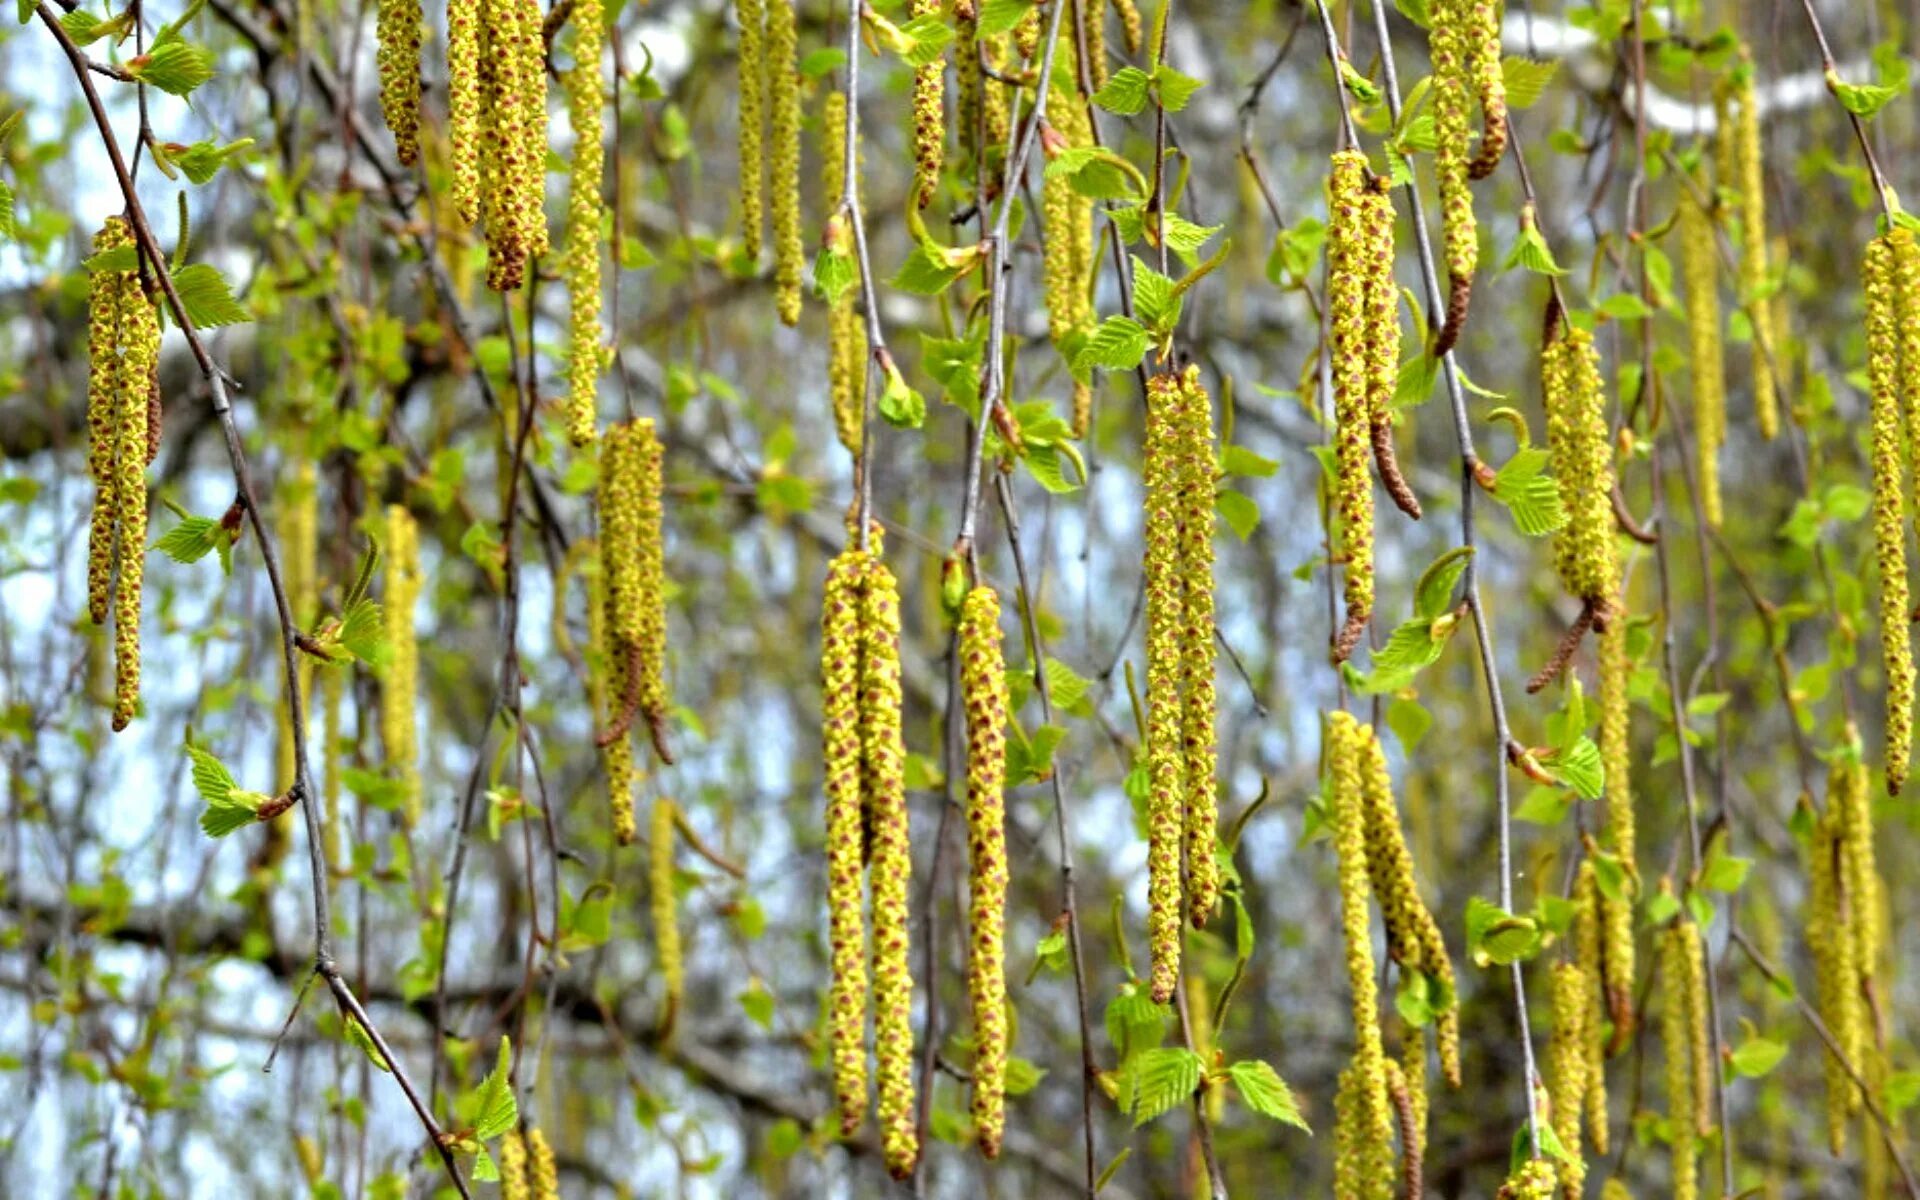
[959, 585, 1010, 1158]
[598, 420, 669, 758]
[651, 797, 683, 1028]
[735, 0, 767, 261]
[1327, 152, 1376, 661]
[1356, 726, 1460, 1088]
[1327, 712, 1395, 1200]
[1679, 181, 1725, 528]
[1080, 0, 1107, 91]
[375, 0, 423, 164]
[1660, 904, 1699, 1200]
[1546, 961, 1590, 1198]
[1678, 916, 1713, 1141]
[1543, 327, 1619, 615]
[1572, 862, 1610, 1154]
[1895, 231, 1920, 519]
[585, 543, 636, 844]
[1462, 0, 1506, 180]
[479, 0, 548, 290]
[1177, 367, 1220, 928]
[564, 0, 606, 448]
[766, 0, 803, 325]
[1110, 0, 1142, 56]
[1834, 754, 1882, 998]
[525, 1125, 558, 1199]
[1143, 370, 1189, 1003]
[822, 90, 868, 457]
[382, 504, 422, 825]
[1428, 0, 1477, 351]
[499, 1128, 530, 1200]
[862, 558, 918, 1179]
[1596, 615, 1636, 1044]
[1361, 174, 1419, 519]
[1042, 37, 1095, 433]
[1727, 65, 1778, 440]
[1809, 805, 1860, 1154]
[821, 548, 870, 1136]
[1496, 1159, 1558, 1199]
[1864, 235, 1913, 794]
[85, 218, 131, 630]
[448, 0, 481, 223]
[909, 0, 946, 210]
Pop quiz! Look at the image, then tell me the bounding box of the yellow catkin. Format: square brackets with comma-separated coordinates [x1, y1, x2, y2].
[1497, 1159, 1557, 1199]
[1679, 181, 1725, 527]
[1110, 0, 1142, 56]
[375, 0, 423, 164]
[280, 462, 319, 793]
[1678, 917, 1713, 1141]
[1327, 152, 1375, 661]
[821, 548, 870, 1136]
[1463, 0, 1505, 179]
[1143, 371, 1189, 1003]
[448, 0, 481, 223]
[910, 0, 945, 210]
[1835, 754, 1882, 999]
[85, 218, 131, 630]
[498, 1128, 530, 1200]
[822, 90, 868, 457]
[1809, 805, 1859, 1154]
[1081, 0, 1107, 91]
[479, 0, 548, 290]
[1356, 725, 1459, 1087]
[586, 543, 636, 845]
[1328, 712, 1394, 1200]
[1728, 65, 1778, 439]
[1361, 175, 1417, 519]
[862, 558, 918, 1179]
[1596, 616, 1636, 1044]
[1894, 231, 1920, 521]
[960, 586, 1010, 1158]
[1547, 961, 1590, 1198]
[514, 0, 550, 264]
[650, 797, 683, 1026]
[564, 0, 606, 448]
[766, 0, 803, 325]
[1043, 35, 1095, 434]
[736, 0, 766, 261]
[1600, 1180, 1633, 1200]
[1865, 235, 1913, 794]
[1543, 327, 1619, 611]
[1572, 863, 1610, 1155]
[1177, 367, 1220, 928]
[382, 505, 422, 825]
[1429, 0, 1477, 337]
[1660, 907, 1698, 1200]
[598, 420, 669, 758]
[525, 1125, 558, 1199]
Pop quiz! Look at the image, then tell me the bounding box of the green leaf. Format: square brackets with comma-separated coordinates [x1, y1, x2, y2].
[1073, 315, 1150, 374]
[155, 515, 222, 565]
[1597, 292, 1653, 321]
[0, 180, 12, 242]
[1502, 57, 1559, 110]
[338, 598, 388, 667]
[1104, 987, 1169, 1064]
[1414, 547, 1472, 620]
[879, 364, 927, 429]
[170, 263, 251, 328]
[1833, 75, 1902, 119]
[1729, 1033, 1787, 1078]
[1226, 1060, 1310, 1131]
[1700, 851, 1752, 893]
[128, 40, 216, 97]
[738, 978, 776, 1029]
[1126, 1047, 1202, 1125]
[169, 138, 255, 185]
[1152, 65, 1204, 112]
[976, 0, 1033, 37]
[1092, 66, 1153, 116]
[1219, 445, 1279, 479]
[186, 743, 263, 837]
[1502, 220, 1566, 276]
[1465, 896, 1542, 967]
[471, 1038, 518, 1140]
[1492, 448, 1569, 535]
[798, 47, 847, 77]
[343, 1015, 392, 1073]
[813, 245, 855, 303]
[897, 12, 956, 67]
[1514, 786, 1572, 825]
[1215, 489, 1259, 540]
[1024, 444, 1081, 494]
[1554, 736, 1605, 801]
[890, 243, 965, 295]
[1131, 257, 1180, 332]
[1160, 212, 1224, 260]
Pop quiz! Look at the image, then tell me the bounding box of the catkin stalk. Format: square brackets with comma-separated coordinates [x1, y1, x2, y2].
[85, 218, 131, 630]
[564, 0, 606, 447]
[821, 548, 870, 1135]
[766, 0, 803, 325]
[960, 586, 1010, 1157]
[1596, 615, 1636, 1045]
[1572, 862, 1610, 1154]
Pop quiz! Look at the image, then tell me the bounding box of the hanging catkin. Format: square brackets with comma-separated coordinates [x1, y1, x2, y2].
[821, 548, 870, 1135]
[909, 0, 945, 210]
[1327, 152, 1376, 661]
[766, 0, 803, 325]
[564, 0, 606, 448]
[1659, 901, 1700, 1200]
[1679, 180, 1725, 528]
[1361, 172, 1420, 519]
[86, 217, 156, 732]
[1835, 753, 1883, 1004]
[382, 504, 422, 826]
[1894, 231, 1920, 518]
[1546, 960, 1590, 1198]
[1042, 36, 1096, 436]
[1143, 370, 1188, 1003]
[822, 90, 868, 457]
[499, 1128, 530, 1200]
[1356, 725, 1460, 1087]
[448, 0, 481, 223]
[1596, 616, 1636, 1045]
[1110, 0, 1142, 56]
[1462, 0, 1506, 180]
[1571, 862, 1610, 1154]
[479, 0, 549, 290]
[586, 542, 636, 844]
[1496, 1159, 1558, 1199]
[1080, 0, 1107, 91]
[1543, 327, 1619, 619]
[651, 797, 683, 1030]
[736, 0, 767, 261]
[959, 585, 1010, 1158]
[1427, 0, 1478, 353]
[375, 0, 422, 164]
[1726, 64, 1778, 440]
[862, 557, 918, 1179]
[597, 419, 670, 761]
[525, 1126, 558, 1199]
[1177, 366, 1220, 928]
[1327, 712, 1395, 1200]
[1864, 234, 1913, 794]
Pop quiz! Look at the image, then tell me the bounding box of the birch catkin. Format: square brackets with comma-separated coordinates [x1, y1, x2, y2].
[861, 558, 918, 1179]
[651, 797, 683, 1028]
[822, 90, 868, 457]
[1462, 0, 1506, 180]
[85, 219, 130, 630]
[499, 1128, 530, 1200]
[1572, 862, 1610, 1154]
[1428, 0, 1478, 352]
[375, 0, 423, 164]
[564, 0, 606, 448]
[821, 548, 870, 1135]
[1327, 712, 1394, 1200]
[1597, 616, 1636, 1043]
[1361, 174, 1419, 519]
[586, 543, 636, 844]
[1543, 327, 1619, 616]
[1546, 961, 1590, 1198]
[1679, 181, 1725, 528]
[909, 0, 945, 211]
[735, 0, 767, 261]
[766, 0, 803, 325]
[959, 586, 1010, 1158]
[1660, 902, 1699, 1200]
[1177, 367, 1220, 928]
[448, 0, 482, 223]
[1327, 152, 1376, 661]
[383, 504, 422, 825]
[1143, 370, 1189, 1003]
[598, 419, 670, 761]
[1810, 803, 1861, 1154]
[1864, 235, 1913, 794]
[1728, 65, 1778, 440]
[525, 1126, 558, 1199]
